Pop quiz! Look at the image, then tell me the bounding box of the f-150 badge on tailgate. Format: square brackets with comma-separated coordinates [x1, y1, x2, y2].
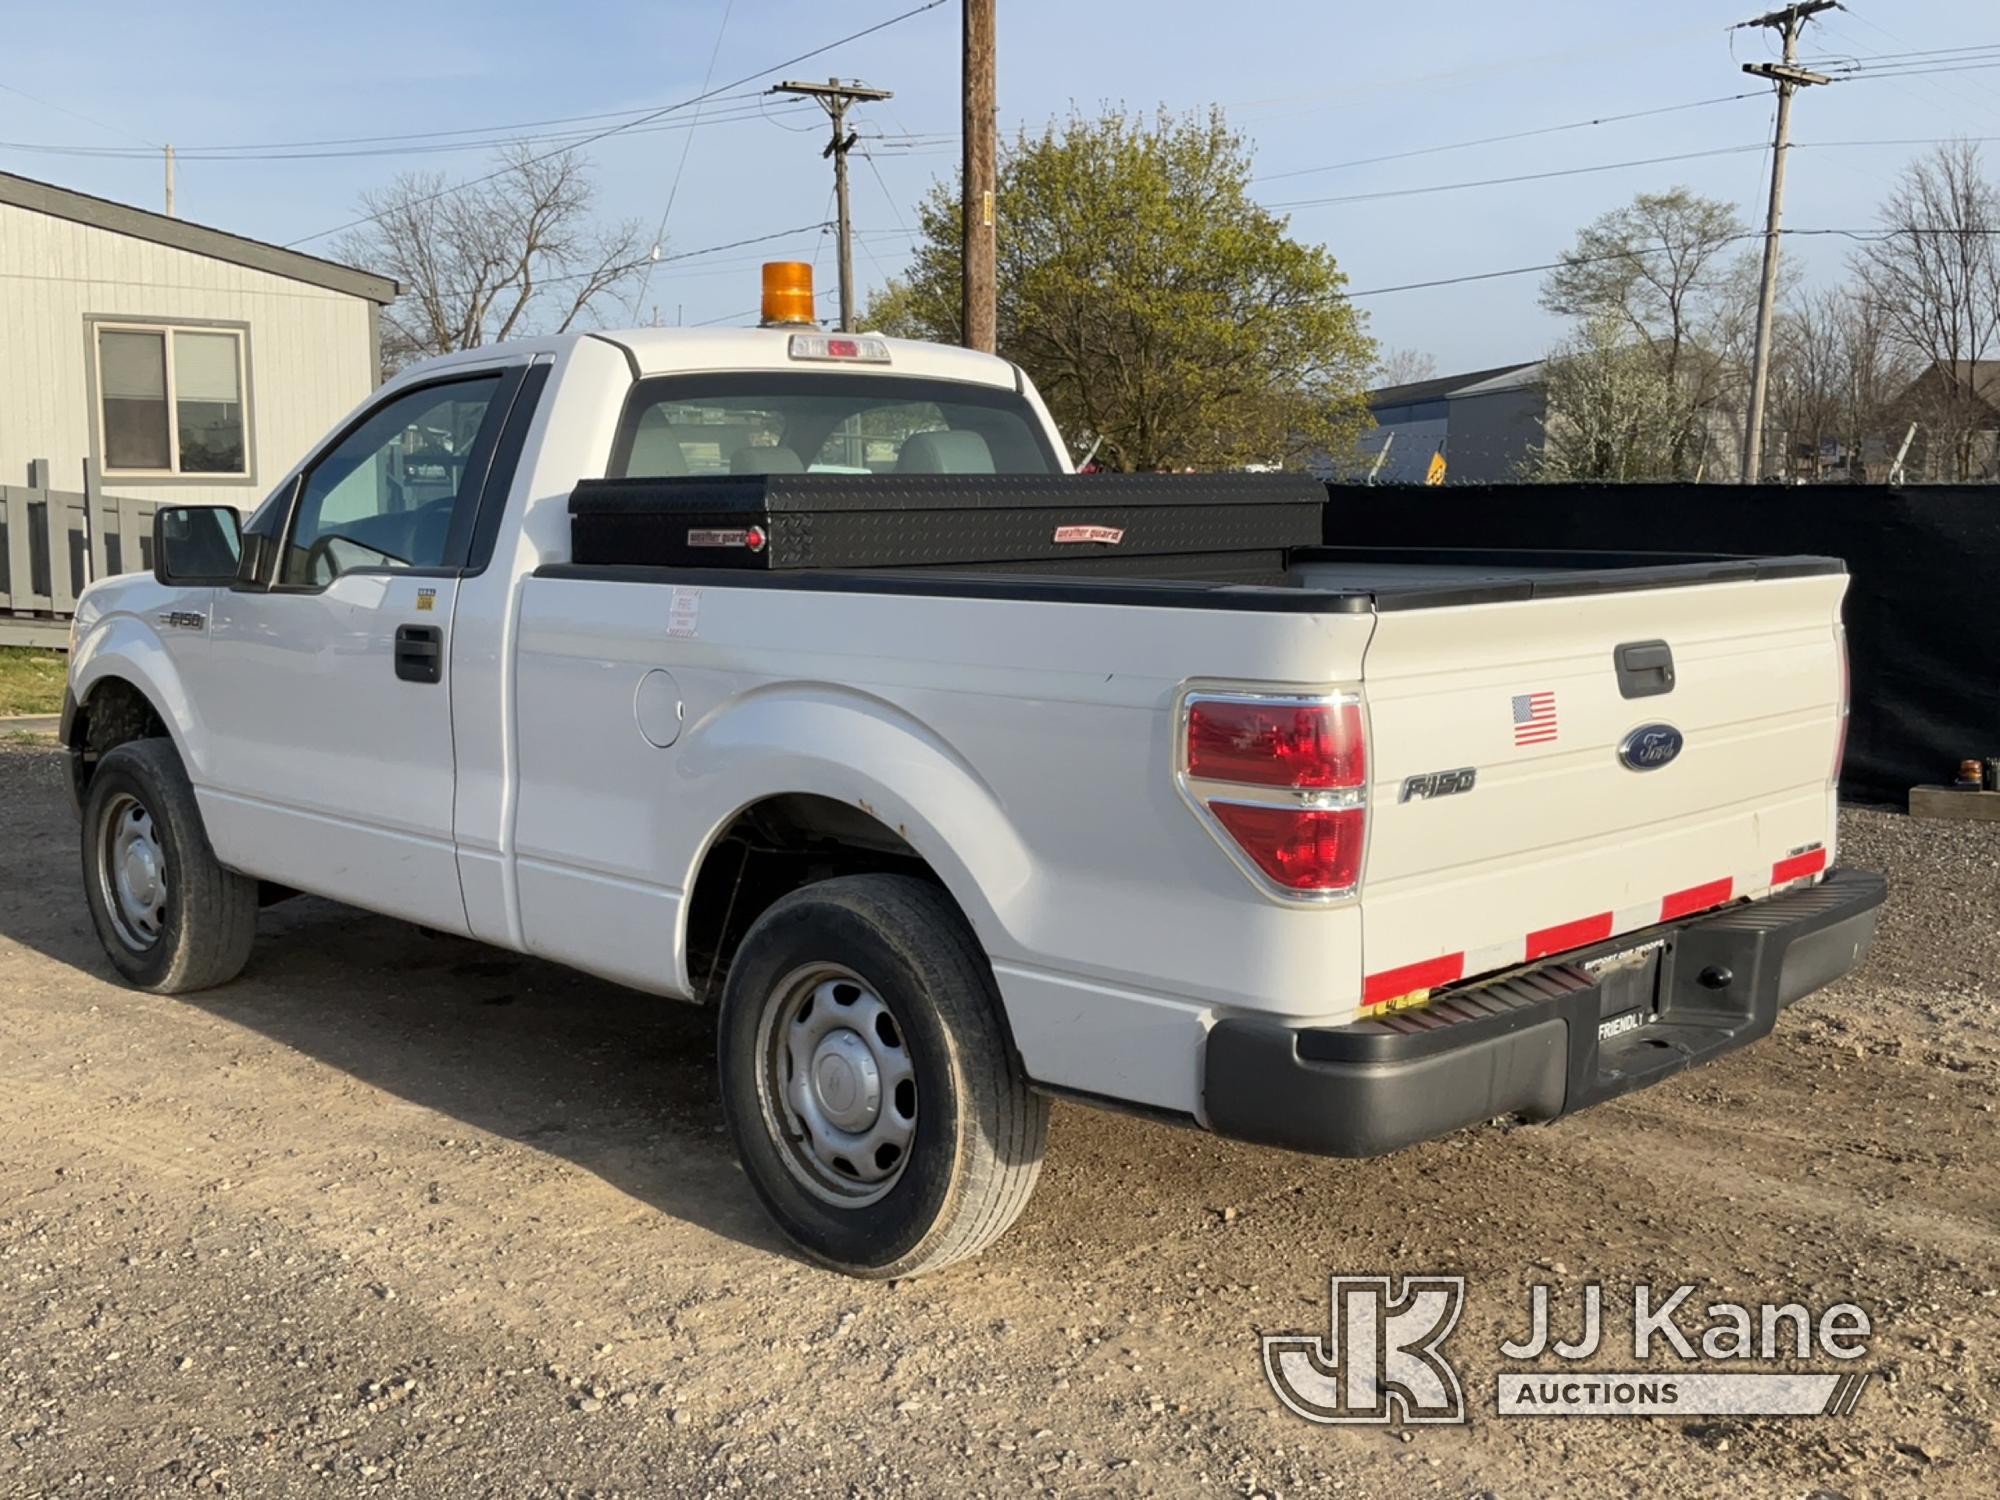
[1400, 767, 1476, 802]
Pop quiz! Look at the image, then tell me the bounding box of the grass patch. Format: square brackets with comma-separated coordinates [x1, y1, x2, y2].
[0, 646, 67, 717]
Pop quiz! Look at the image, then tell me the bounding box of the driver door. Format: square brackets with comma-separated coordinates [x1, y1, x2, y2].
[195, 369, 518, 932]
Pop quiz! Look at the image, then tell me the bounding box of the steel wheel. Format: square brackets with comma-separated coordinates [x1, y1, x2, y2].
[755, 963, 918, 1206]
[95, 791, 167, 952]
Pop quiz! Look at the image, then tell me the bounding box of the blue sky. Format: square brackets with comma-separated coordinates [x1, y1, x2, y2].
[5, 0, 1996, 373]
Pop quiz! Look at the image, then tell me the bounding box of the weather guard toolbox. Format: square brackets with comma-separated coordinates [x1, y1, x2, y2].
[567, 472, 1325, 582]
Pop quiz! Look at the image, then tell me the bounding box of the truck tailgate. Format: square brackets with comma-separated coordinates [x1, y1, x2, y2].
[1358, 570, 1847, 1004]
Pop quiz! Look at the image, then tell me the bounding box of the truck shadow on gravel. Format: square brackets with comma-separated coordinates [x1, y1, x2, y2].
[0, 750, 793, 1260]
[203, 895, 798, 1258]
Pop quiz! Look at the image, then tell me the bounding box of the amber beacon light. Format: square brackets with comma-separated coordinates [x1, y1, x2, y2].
[760, 262, 818, 326]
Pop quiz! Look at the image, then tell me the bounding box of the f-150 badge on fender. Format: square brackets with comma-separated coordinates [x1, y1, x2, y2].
[1618, 723, 1685, 771]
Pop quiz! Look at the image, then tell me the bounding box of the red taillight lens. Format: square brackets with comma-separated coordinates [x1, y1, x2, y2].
[1208, 803, 1364, 891]
[1180, 689, 1369, 899]
[1186, 698, 1365, 789]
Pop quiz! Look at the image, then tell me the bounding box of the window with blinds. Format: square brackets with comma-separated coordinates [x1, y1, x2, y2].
[94, 323, 249, 478]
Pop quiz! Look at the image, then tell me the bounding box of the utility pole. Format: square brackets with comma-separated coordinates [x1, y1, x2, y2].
[768, 79, 892, 332]
[163, 144, 175, 218]
[961, 0, 997, 352]
[1736, 1, 1834, 483]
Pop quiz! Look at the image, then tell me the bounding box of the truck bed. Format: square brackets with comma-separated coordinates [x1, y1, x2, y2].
[539, 545, 1844, 612]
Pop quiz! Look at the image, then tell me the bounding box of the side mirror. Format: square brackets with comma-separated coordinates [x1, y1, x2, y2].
[153, 505, 243, 586]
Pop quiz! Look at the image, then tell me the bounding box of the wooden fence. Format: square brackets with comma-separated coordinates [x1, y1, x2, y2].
[0, 464, 156, 647]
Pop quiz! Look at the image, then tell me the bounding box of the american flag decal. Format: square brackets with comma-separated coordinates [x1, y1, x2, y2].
[1512, 690, 1559, 746]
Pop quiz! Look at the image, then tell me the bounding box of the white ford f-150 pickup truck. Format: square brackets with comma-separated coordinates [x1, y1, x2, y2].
[63, 287, 1884, 1277]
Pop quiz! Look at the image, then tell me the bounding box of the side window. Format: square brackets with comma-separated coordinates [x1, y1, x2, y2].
[282, 377, 502, 587]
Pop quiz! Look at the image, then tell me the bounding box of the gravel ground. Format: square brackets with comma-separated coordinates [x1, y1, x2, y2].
[2, 737, 1996, 1498]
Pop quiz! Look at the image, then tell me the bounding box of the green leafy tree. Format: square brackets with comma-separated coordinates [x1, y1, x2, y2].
[864, 109, 1374, 471]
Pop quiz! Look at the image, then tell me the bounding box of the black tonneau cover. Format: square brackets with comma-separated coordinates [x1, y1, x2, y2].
[1292, 547, 1843, 610]
[568, 472, 1323, 580]
[551, 473, 1840, 611]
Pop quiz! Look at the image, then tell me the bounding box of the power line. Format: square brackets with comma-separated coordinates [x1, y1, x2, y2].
[0, 89, 775, 157]
[0, 79, 158, 149]
[1339, 225, 2000, 300]
[1815, 9, 2000, 134]
[1251, 92, 1766, 184]
[281, 0, 948, 248]
[1219, 21, 1720, 119]
[417, 221, 834, 305]
[0, 102, 820, 164]
[1836, 60, 2000, 82]
[1803, 39, 2000, 63]
[1261, 143, 1768, 212]
[690, 285, 840, 328]
[636, 0, 737, 318]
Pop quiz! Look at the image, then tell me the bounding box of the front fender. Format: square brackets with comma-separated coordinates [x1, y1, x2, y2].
[68, 582, 206, 776]
[673, 682, 1034, 984]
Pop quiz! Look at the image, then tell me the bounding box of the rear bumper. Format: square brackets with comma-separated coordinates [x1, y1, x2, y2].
[1202, 867, 1886, 1158]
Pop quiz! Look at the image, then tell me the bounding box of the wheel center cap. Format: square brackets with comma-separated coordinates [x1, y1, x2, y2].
[810, 1029, 881, 1132]
[123, 844, 160, 905]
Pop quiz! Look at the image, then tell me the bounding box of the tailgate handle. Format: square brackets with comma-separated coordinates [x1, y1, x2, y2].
[1615, 639, 1675, 699]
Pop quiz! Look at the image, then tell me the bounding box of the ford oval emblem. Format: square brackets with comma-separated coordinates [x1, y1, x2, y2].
[1619, 722, 1685, 771]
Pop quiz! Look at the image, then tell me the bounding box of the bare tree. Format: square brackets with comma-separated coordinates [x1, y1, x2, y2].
[1772, 287, 1918, 479]
[1852, 142, 2000, 480]
[1372, 347, 1438, 389]
[337, 147, 646, 377]
[1536, 191, 1760, 434]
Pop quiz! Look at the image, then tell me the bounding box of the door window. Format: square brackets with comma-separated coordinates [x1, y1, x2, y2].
[282, 377, 502, 587]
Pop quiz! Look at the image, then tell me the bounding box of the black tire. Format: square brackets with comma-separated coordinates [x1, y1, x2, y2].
[718, 874, 1048, 1278]
[80, 738, 258, 993]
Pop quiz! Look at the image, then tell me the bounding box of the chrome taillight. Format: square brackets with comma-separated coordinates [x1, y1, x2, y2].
[1177, 688, 1368, 902]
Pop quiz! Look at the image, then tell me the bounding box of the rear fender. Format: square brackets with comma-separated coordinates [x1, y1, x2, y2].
[673, 683, 1032, 989]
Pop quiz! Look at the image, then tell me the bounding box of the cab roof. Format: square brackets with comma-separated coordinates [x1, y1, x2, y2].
[601, 325, 1021, 388]
[390, 324, 1024, 394]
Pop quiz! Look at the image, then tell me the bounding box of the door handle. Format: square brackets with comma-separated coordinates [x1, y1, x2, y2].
[394, 623, 443, 684]
[1614, 639, 1675, 699]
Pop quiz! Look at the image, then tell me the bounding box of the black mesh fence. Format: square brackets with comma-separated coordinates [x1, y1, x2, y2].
[1325, 484, 2000, 806]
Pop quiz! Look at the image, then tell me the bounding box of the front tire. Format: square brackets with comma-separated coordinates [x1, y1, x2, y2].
[80, 739, 257, 993]
[718, 874, 1048, 1278]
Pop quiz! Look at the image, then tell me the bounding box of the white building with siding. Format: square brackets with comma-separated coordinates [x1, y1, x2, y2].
[0, 170, 396, 507]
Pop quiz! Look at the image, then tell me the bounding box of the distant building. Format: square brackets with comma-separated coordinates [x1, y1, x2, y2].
[0, 170, 397, 505]
[1890, 360, 2000, 482]
[1356, 362, 1545, 483]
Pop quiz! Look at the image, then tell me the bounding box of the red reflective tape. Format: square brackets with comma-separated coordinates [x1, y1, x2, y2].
[1525, 912, 1615, 961]
[1363, 953, 1465, 1006]
[1772, 848, 1828, 885]
[1662, 877, 1734, 921]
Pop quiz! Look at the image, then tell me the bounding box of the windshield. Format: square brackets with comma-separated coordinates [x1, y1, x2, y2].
[609, 373, 1060, 479]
